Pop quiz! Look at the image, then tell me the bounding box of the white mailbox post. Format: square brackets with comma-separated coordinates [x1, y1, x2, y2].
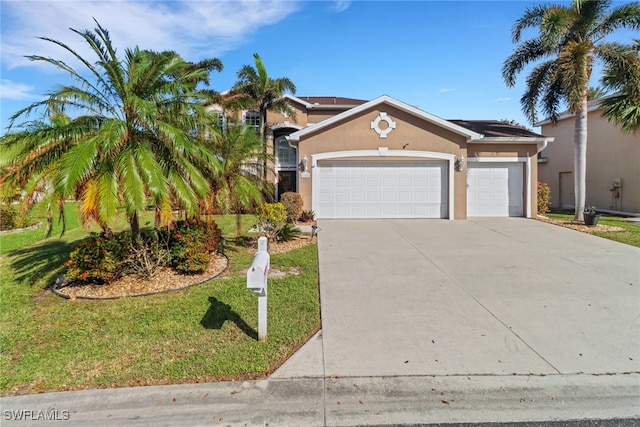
[247, 237, 270, 341]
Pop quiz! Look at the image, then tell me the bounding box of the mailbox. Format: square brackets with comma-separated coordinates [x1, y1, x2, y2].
[247, 250, 270, 294]
[247, 236, 269, 341]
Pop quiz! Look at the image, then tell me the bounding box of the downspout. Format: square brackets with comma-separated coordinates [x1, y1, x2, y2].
[532, 138, 553, 218]
[536, 137, 553, 154]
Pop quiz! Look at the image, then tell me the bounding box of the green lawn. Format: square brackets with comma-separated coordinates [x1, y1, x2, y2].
[0, 206, 319, 395]
[545, 212, 640, 248]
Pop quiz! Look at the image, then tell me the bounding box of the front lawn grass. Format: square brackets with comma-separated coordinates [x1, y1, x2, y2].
[0, 209, 319, 395]
[545, 212, 640, 248]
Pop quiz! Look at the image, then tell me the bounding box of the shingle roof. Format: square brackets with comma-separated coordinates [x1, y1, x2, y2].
[449, 120, 545, 138]
[296, 96, 368, 106]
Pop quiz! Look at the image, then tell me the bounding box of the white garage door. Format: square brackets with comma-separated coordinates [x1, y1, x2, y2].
[467, 163, 523, 217]
[316, 160, 447, 219]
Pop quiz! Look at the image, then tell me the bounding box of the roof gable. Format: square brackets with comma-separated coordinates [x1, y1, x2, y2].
[287, 95, 484, 142]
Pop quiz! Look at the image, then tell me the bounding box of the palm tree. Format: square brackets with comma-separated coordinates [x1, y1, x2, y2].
[587, 86, 608, 100]
[231, 53, 296, 178]
[0, 109, 77, 236]
[2, 21, 222, 239]
[208, 125, 267, 237]
[599, 40, 640, 133]
[502, 0, 640, 221]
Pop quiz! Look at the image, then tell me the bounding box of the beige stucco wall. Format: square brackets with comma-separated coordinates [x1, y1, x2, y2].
[539, 110, 640, 213]
[267, 101, 308, 128]
[265, 99, 541, 219]
[295, 105, 471, 219]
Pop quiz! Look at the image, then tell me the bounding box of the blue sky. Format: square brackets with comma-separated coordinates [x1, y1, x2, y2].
[1, 0, 637, 135]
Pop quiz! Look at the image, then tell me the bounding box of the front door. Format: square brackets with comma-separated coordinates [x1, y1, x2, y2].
[560, 171, 574, 210]
[277, 171, 297, 200]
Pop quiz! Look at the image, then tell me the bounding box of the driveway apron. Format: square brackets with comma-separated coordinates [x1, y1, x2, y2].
[316, 218, 640, 378]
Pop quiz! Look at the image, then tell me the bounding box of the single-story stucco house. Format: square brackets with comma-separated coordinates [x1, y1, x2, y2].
[213, 94, 554, 220]
[537, 99, 640, 215]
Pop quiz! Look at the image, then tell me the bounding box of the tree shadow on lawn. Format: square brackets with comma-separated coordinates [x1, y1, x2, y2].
[201, 296, 257, 340]
[7, 239, 78, 288]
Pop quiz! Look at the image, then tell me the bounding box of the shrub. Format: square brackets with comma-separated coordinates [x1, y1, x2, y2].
[0, 204, 17, 231]
[537, 181, 551, 215]
[280, 192, 304, 223]
[166, 220, 221, 274]
[129, 231, 172, 279]
[299, 209, 315, 223]
[276, 223, 301, 242]
[66, 232, 133, 283]
[255, 202, 287, 240]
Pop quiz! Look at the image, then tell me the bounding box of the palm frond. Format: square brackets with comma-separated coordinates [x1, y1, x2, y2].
[512, 3, 554, 42]
[502, 38, 553, 87]
[593, 2, 640, 40]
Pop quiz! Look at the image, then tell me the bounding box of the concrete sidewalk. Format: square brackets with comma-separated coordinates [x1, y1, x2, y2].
[2, 218, 639, 426]
[2, 374, 638, 426]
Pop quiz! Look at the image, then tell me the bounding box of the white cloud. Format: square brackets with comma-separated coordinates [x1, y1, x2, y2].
[491, 97, 512, 102]
[439, 88, 456, 93]
[1, 0, 301, 70]
[331, 0, 351, 13]
[0, 79, 37, 100]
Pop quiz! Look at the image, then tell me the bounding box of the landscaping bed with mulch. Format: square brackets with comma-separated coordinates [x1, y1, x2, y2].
[53, 234, 317, 300]
[540, 217, 626, 234]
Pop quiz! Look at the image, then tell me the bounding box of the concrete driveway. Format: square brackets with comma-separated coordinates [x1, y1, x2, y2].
[3, 218, 639, 426]
[314, 218, 640, 378]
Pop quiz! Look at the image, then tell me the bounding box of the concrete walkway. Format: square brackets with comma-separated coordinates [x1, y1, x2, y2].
[2, 219, 639, 426]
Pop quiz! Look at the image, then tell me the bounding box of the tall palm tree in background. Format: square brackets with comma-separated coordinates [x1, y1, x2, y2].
[209, 125, 267, 237]
[599, 39, 640, 133]
[0, 21, 223, 239]
[231, 53, 296, 179]
[502, 0, 640, 221]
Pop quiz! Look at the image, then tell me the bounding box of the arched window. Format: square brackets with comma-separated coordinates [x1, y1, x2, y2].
[276, 137, 297, 168]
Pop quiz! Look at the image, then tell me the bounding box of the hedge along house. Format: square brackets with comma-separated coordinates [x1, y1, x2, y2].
[217, 95, 554, 220]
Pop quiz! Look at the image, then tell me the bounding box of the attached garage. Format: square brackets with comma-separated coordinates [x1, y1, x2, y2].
[467, 162, 523, 217]
[284, 95, 553, 220]
[316, 160, 447, 219]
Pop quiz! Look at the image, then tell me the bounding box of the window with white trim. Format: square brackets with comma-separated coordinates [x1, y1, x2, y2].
[244, 111, 260, 134]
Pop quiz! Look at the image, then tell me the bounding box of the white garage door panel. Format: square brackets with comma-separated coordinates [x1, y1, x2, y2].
[467, 163, 523, 217]
[317, 160, 447, 219]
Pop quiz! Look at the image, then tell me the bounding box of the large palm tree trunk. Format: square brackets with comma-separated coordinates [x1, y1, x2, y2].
[573, 95, 588, 221]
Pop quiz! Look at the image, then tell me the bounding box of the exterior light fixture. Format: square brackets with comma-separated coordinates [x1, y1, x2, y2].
[302, 155, 309, 172]
[455, 155, 465, 171]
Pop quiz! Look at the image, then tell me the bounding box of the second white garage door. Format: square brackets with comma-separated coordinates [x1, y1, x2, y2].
[316, 160, 447, 219]
[467, 163, 523, 217]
